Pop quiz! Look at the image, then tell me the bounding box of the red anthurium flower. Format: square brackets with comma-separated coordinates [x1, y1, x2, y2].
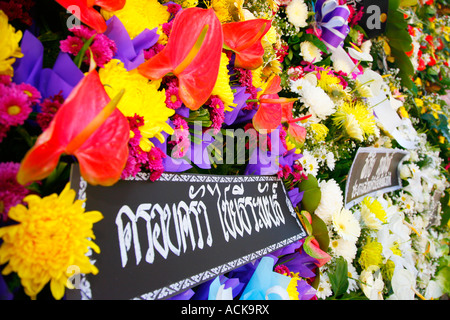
[17, 70, 130, 187]
[303, 235, 331, 268]
[222, 19, 272, 70]
[252, 75, 310, 141]
[138, 7, 223, 111]
[252, 75, 284, 132]
[55, 0, 125, 33]
[281, 100, 311, 148]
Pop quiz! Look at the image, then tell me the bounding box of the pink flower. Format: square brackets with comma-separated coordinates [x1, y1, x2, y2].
[60, 35, 85, 56]
[169, 115, 190, 158]
[208, 96, 225, 134]
[36, 93, 64, 130]
[17, 83, 41, 105]
[0, 85, 32, 127]
[144, 43, 165, 60]
[147, 146, 166, 181]
[274, 264, 290, 276]
[121, 115, 147, 179]
[165, 78, 183, 110]
[89, 38, 117, 67]
[287, 66, 305, 81]
[234, 68, 259, 110]
[0, 162, 30, 221]
[60, 25, 117, 68]
[167, 3, 182, 16]
[70, 25, 96, 39]
[0, 75, 11, 86]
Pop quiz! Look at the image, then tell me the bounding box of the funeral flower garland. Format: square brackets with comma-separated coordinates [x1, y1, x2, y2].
[0, 0, 449, 300]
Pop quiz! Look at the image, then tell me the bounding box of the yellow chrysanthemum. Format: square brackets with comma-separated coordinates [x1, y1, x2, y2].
[0, 10, 23, 76]
[252, 65, 264, 90]
[0, 184, 103, 300]
[101, 0, 170, 40]
[317, 70, 349, 101]
[382, 259, 396, 281]
[212, 52, 236, 111]
[181, 0, 198, 8]
[317, 70, 340, 91]
[99, 59, 175, 152]
[310, 123, 329, 142]
[333, 100, 376, 141]
[360, 196, 387, 230]
[211, 0, 233, 23]
[359, 238, 383, 270]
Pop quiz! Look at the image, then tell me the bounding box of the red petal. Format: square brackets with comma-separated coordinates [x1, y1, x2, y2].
[222, 19, 272, 70]
[93, 0, 125, 11]
[252, 94, 282, 133]
[16, 121, 65, 185]
[262, 74, 282, 95]
[281, 100, 294, 122]
[55, 0, 106, 33]
[138, 8, 223, 110]
[17, 70, 129, 186]
[287, 123, 307, 147]
[74, 108, 129, 186]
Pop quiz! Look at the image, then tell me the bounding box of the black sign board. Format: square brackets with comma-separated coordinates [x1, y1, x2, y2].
[345, 147, 408, 209]
[347, 0, 389, 38]
[66, 166, 307, 300]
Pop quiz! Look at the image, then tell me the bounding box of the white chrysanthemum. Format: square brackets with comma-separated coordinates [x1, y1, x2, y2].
[314, 179, 344, 225]
[332, 207, 361, 243]
[290, 78, 335, 121]
[326, 152, 336, 170]
[330, 237, 357, 262]
[332, 57, 354, 75]
[300, 41, 323, 63]
[316, 272, 333, 299]
[297, 149, 319, 176]
[285, 0, 309, 28]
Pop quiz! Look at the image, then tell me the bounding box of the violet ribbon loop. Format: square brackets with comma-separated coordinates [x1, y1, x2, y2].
[314, 0, 351, 50]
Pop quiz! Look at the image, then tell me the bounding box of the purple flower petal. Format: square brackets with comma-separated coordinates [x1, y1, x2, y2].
[105, 16, 159, 71]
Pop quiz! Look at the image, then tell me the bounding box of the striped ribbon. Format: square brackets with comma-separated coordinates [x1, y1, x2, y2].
[314, 0, 351, 50]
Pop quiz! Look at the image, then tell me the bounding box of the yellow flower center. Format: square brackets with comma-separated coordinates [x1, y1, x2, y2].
[7, 105, 21, 115]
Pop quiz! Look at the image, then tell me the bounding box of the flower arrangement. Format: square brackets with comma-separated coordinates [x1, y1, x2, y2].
[0, 0, 449, 301]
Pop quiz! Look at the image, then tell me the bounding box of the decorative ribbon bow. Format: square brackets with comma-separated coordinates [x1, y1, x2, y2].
[314, 0, 351, 50]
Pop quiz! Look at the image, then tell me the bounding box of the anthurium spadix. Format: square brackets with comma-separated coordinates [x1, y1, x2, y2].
[55, 0, 125, 33]
[222, 19, 272, 70]
[138, 7, 223, 111]
[17, 70, 130, 187]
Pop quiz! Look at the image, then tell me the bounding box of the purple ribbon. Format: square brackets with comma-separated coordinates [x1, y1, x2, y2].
[315, 0, 351, 49]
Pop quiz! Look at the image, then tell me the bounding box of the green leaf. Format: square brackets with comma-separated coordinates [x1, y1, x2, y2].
[73, 35, 95, 68]
[304, 33, 328, 55]
[436, 266, 450, 294]
[299, 174, 322, 213]
[311, 213, 330, 252]
[389, 46, 414, 89]
[329, 257, 349, 298]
